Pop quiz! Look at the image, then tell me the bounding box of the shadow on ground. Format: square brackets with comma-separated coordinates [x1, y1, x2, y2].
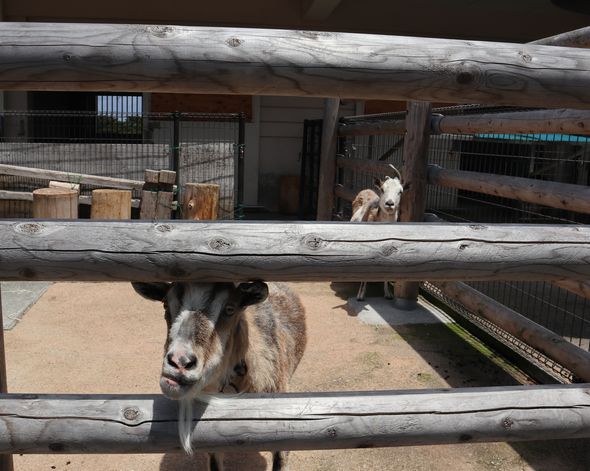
[330, 281, 590, 471]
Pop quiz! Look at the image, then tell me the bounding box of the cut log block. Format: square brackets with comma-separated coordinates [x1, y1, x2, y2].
[181, 183, 220, 220]
[32, 188, 78, 219]
[90, 189, 132, 220]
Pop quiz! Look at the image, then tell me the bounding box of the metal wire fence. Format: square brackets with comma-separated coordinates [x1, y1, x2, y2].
[339, 105, 590, 381]
[0, 110, 244, 219]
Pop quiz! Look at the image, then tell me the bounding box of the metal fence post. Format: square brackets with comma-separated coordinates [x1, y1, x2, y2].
[236, 112, 246, 218]
[171, 111, 181, 219]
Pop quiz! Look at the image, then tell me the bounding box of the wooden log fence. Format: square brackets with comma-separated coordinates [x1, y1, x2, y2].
[0, 384, 589, 453]
[427, 165, 590, 215]
[1, 221, 590, 283]
[430, 281, 590, 382]
[3, 23, 590, 109]
[339, 108, 590, 137]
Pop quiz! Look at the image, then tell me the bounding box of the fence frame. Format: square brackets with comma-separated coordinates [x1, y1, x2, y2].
[2, 21, 590, 466]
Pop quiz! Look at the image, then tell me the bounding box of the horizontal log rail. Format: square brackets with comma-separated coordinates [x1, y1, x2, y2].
[432, 108, 590, 136]
[428, 165, 590, 215]
[3, 23, 590, 108]
[338, 108, 590, 137]
[1, 385, 589, 453]
[333, 184, 356, 202]
[0, 189, 141, 208]
[531, 26, 590, 48]
[430, 281, 590, 381]
[1, 220, 590, 282]
[0, 164, 144, 191]
[335, 155, 398, 178]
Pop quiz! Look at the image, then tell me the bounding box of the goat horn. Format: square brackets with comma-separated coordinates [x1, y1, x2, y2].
[388, 164, 403, 181]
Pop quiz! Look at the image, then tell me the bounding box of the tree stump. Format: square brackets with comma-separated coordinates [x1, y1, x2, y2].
[181, 183, 220, 220]
[32, 188, 78, 218]
[90, 189, 132, 220]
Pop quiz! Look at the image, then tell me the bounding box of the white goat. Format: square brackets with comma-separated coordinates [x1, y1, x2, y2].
[350, 167, 406, 301]
[132, 281, 307, 471]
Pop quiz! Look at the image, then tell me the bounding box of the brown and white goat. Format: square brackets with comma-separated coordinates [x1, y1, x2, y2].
[132, 280, 307, 471]
[350, 168, 407, 301]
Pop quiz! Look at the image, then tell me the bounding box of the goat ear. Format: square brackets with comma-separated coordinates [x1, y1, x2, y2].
[373, 177, 383, 189]
[131, 282, 171, 302]
[237, 281, 269, 307]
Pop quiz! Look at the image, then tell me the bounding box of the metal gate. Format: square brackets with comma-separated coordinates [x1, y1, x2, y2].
[298, 119, 323, 220]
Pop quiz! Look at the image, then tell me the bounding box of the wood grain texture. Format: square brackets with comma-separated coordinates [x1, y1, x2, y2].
[339, 119, 406, 137]
[0, 385, 589, 453]
[90, 190, 132, 220]
[32, 188, 78, 219]
[2, 23, 590, 107]
[1, 221, 590, 282]
[317, 98, 340, 220]
[0, 164, 144, 191]
[435, 108, 590, 135]
[428, 165, 590, 215]
[431, 281, 590, 381]
[397, 102, 432, 301]
[0, 190, 139, 208]
[181, 183, 220, 220]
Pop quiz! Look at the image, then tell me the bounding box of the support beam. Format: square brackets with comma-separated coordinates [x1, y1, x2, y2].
[531, 26, 590, 48]
[397, 102, 432, 304]
[0, 386, 589, 453]
[339, 119, 406, 137]
[1, 221, 590, 282]
[3, 23, 590, 108]
[430, 281, 590, 382]
[316, 98, 340, 220]
[428, 165, 590, 215]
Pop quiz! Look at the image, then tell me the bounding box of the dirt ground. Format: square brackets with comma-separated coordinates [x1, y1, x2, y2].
[4, 281, 589, 471]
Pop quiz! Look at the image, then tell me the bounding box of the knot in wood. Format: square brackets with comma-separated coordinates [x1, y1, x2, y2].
[519, 51, 532, 63]
[303, 234, 326, 250]
[226, 37, 243, 47]
[123, 407, 141, 421]
[62, 54, 72, 62]
[15, 222, 44, 235]
[459, 243, 469, 251]
[381, 244, 398, 256]
[145, 25, 174, 38]
[469, 224, 485, 231]
[156, 224, 172, 233]
[209, 237, 234, 252]
[326, 427, 337, 438]
[502, 417, 514, 429]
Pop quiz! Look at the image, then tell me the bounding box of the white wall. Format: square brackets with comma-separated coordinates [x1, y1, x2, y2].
[256, 96, 356, 212]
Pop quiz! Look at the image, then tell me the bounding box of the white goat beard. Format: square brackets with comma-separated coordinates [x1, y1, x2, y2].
[178, 393, 228, 455]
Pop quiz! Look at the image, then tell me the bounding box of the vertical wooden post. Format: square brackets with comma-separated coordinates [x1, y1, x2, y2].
[0, 288, 14, 471]
[396, 101, 432, 307]
[181, 183, 220, 220]
[155, 170, 176, 220]
[316, 97, 340, 221]
[90, 189, 132, 219]
[32, 188, 78, 218]
[139, 169, 160, 220]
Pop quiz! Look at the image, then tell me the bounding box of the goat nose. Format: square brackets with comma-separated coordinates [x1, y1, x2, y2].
[166, 352, 197, 370]
[385, 200, 395, 207]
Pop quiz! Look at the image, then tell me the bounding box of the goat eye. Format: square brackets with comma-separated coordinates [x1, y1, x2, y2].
[224, 305, 236, 316]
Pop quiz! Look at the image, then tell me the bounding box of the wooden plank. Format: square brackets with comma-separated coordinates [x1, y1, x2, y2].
[428, 165, 590, 215]
[430, 281, 590, 381]
[90, 190, 132, 220]
[3, 24, 590, 108]
[335, 156, 398, 177]
[397, 102, 432, 303]
[181, 183, 220, 220]
[32, 188, 78, 219]
[552, 279, 590, 299]
[1, 221, 590, 282]
[0, 164, 144, 191]
[0, 190, 139, 208]
[0, 385, 588, 453]
[434, 108, 590, 135]
[316, 98, 340, 220]
[334, 184, 356, 202]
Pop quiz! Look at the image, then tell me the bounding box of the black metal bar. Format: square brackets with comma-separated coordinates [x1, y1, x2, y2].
[236, 112, 246, 216]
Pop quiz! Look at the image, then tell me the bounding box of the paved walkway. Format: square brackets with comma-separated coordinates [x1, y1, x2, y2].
[1, 281, 51, 329]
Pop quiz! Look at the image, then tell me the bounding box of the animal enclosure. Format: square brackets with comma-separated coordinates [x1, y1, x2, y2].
[1, 21, 590, 470]
[0, 110, 245, 219]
